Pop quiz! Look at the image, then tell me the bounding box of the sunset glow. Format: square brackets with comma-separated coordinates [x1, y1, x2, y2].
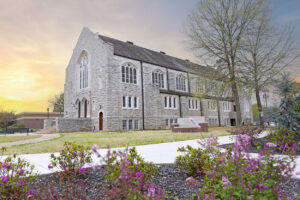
[0, 0, 299, 113]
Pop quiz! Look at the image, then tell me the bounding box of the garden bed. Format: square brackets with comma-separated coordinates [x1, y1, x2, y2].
[31, 164, 300, 200]
[220, 136, 300, 156]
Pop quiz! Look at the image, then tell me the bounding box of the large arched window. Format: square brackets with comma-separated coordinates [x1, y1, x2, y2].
[176, 75, 186, 91]
[152, 70, 164, 88]
[79, 52, 89, 89]
[121, 63, 137, 84]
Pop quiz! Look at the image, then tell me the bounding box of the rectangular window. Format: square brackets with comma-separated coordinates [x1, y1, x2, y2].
[122, 66, 125, 82]
[170, 119, 173, 125]
[128, 120, 133, 130]
[165, 97, 167, 108]
[134, 97, 137, 108]
[122, 120, 127, 130]
[125, 67, 129, 83]
[134, 120, 138, 129]
[133, 69, 137, 84]
[128, 96, 131, 108]
[189, 99, 191, 109]
[169, 97, 172, 108]
[129, 68, 133, 83]
[165, 119, 169, 126]
[174, 118, 177, 123]
[195, 100, 198, 109]
[173, 97, 176, 108]
[192, 100, 194, 109]
[161, 74, 164, 88]
[122, 96, 126, 108]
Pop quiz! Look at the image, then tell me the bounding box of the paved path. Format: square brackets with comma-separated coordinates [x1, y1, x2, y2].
[0, 132, 299, 179]
[0, 134, 60, 147]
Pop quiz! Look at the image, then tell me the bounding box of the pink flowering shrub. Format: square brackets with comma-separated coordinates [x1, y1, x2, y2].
[49, 142, 92, 175]
[92, 146, 165, 200]
[176, 145, 210, 177]
[266, 126, 297, 154]
[0, 148, 37, 199]
[183, 133, 296, 199]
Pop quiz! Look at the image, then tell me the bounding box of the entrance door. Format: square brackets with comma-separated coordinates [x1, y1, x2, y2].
[99, 112, 103, 131]
[230, 118, 236, 126]
[78, 102, 81, 118]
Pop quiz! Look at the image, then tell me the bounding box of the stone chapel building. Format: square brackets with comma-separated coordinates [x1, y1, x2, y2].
[58, 27, 252, 132]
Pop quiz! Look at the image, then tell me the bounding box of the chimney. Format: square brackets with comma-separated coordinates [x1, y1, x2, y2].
[160, 51, 166, 55]
[126, 41, 134, 45]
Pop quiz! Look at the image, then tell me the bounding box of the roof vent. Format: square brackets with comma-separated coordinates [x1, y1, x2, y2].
[126, 41, 134, 45]
[160, 51, 166, 55]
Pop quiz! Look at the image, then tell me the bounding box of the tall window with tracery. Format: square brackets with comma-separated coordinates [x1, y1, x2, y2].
[152, 70, 164, 88]
[122, 63, 137, 84]
[176, 75, 186, 91]
[79, 53, 88, 89]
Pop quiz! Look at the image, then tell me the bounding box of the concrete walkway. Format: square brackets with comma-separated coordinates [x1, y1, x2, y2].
[0, 134, 60, 147]
[0, 132, 299, 178]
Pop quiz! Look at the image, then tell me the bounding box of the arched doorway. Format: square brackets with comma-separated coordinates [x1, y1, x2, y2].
[99, 112, 103, 131]
[78, 101, 81, 118]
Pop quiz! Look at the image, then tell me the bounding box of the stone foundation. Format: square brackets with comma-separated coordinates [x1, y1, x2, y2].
[44, 119, 56, 129]
[56, 118, 92, 132]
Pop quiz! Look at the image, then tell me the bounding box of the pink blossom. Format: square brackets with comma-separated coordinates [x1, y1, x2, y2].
[189, 118, 194, 122]
[79, 168, 85, 174]
[197, 169, 201, 173]
[92, 144, 99, 151]
[135, 172, 141, 178]
[197, 153, 201, 158]
[1, 176, 8, 182]
[19, 168, 24, 174]
[18, 180, 25, 187]
[222, 176, 231, 189]
[1, 162, 7, 167]
[28, 189, 35, 196]
[255, 183, 267, 191]
[265, 142, 277, 148]
[48, 164, 52, 169]
[148, 187, 156, 197]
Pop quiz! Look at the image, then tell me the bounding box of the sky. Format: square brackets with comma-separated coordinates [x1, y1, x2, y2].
[0, 0, 299, 113]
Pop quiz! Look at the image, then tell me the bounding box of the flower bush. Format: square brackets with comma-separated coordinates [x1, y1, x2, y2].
[0, 148, 37, 199]
[49, 141, 92, 174]
[176, 145, 210, 177]
[182, 133, 296, 199]
[266, 126, 297, 154]
[92, 145, 165, 200]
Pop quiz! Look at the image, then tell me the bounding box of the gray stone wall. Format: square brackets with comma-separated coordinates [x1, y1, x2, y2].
[61, 27, 253, 132]
[43, 119, 56, 129]
[56, 118, 92, 132]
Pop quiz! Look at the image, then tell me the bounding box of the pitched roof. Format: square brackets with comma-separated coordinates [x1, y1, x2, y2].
[99, 35, 224, 80]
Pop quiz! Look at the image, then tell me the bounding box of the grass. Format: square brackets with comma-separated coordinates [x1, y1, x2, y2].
[2, 127, 231, 155]
[0, 135, 41, 143]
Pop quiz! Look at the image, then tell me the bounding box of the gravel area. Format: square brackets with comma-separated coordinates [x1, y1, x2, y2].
[31, 164, 300, 200]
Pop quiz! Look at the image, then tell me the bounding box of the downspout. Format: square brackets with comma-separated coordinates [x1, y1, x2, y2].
[140, 61, 145, 130]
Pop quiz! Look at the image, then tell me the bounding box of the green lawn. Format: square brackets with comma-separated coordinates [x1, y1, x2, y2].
[0, 135, 41, 144]
[2, 127, 231, 155]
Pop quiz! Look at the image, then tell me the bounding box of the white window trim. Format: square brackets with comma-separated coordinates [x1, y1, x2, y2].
[208, 100, 217, 111]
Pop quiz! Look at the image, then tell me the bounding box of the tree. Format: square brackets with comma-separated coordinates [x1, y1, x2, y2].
[239, 7, 299, 126]
[271, 74, 300, 132]
[186, 0, 265, 125]
[0, 111, 15, 129]
[49, 92, 64, 113]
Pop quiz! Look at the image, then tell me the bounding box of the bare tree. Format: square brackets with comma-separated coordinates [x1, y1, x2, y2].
[186, 0, 265, 125]
[239, 10, 299, 126]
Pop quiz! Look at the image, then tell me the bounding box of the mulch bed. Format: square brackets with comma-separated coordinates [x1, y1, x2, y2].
[32, 164, 300, 200]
